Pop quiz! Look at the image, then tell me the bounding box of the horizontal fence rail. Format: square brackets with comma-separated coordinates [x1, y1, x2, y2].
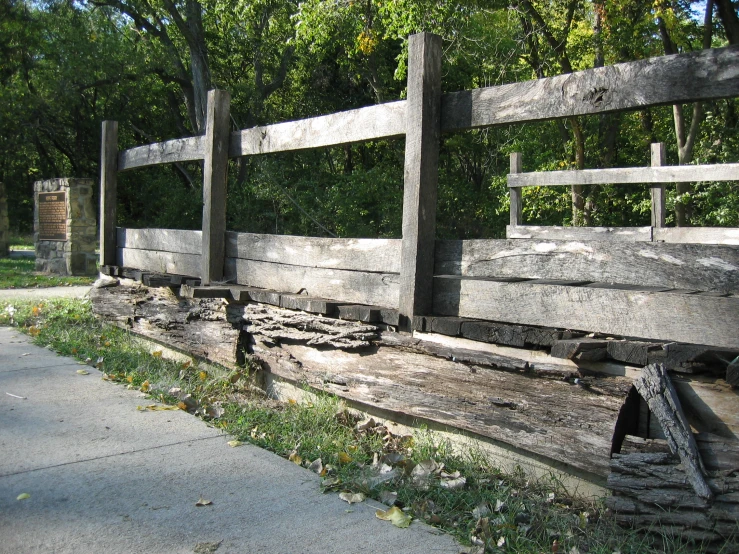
[118, 136, 204, 171]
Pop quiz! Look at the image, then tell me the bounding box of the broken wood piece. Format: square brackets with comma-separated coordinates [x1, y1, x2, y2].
[180, 285, 232, 299]
[336, 305, 382, 323]
[551, 338, 610, 362]
[279, 294, 343, 315]
[607, 340, 663, 366]
[634, 363, 713, 500]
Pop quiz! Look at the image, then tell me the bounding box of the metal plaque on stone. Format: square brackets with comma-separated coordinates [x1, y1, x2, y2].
[38, 191, 67, 241]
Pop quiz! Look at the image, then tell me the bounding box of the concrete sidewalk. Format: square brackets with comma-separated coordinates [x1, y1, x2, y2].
[0, 285, 92, 301]
[0, 326, 459, 553]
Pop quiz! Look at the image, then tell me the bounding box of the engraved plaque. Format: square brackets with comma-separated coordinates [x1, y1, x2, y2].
[38, 191, 67, 241]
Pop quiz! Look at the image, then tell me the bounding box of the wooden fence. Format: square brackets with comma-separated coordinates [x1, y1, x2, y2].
[101, 33, 739, 346]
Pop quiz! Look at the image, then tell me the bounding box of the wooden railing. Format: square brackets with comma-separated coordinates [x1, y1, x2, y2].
[100, 33, 739, 336]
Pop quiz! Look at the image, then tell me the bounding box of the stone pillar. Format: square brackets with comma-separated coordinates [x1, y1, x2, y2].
[34, 178, 97, 275]
[0, 182, 8, 257]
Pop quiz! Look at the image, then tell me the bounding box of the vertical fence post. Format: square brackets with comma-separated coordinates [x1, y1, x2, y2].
[650, 143, 666, 229]
[100, 120, 118, 269]
[509, 152, 523, 228]
[201, 89, 231, 285]
[399, 32, 442, 333]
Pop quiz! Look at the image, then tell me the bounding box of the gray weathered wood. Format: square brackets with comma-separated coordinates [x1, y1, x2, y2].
[634, 363, 712, 500]
[509, 153, 523, 227]
[117, 228, 202, 255]
[433, 276, 739, 349]
[728, 358, 739, 388]
[507, 163, 739, 188]
[551, 338, 609, 362]
[399, 32, 442, 332]
[117, 136, 204, 171]
[507, 225, 653, 241]
[606, 340, 663, 366]
[100, 121, 118, 267]
[654, 227, 739, 245]
[434, 239, 739, 294]
[225, 232, 401, 273]
[279, 294, 343, 315]
[650, 143, 666, 228]
[201, 89, 231, 285]
[442, 45, 739, 132]
[117, 248, 201, 277]
[229, 101, 406, 157]
[224, 258, 399, 308]
[459, 319, 581, 348]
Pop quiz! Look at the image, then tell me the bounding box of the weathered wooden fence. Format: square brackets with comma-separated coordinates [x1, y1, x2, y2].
[101, 33, 739, 347]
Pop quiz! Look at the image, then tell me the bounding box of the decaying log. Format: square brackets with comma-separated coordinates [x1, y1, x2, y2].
[635, 364, 713, 500]
[227, 303, 379, 349]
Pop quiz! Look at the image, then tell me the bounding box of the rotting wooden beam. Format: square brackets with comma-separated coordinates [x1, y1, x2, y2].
[634, 363, 713, 500]
[100, 121, 118, 268]
[399, 32, 442, 332]
[201, 89, 231, 285]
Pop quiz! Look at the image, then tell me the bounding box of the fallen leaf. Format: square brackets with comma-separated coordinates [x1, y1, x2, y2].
[95, 357, 104, 369]
[137, 404, 179, 411]
[76, 369, 90, 375]
[472, 503, 491, 519]
[227, 440, 244, 448]
[288, 451, 302, 465]
[308, 458, 323, 474]
[338, 452, 352, 464]
[378, 490, 397, 506]
[28, 326, 39, 336]
[497, 537, 506, 548]
[71, 348, 78, 354]
[339, 492, 365, 504]
[193, 541, 222, 554]
[288, 398, 297, 405]
[181, 360, 191, 369]
[32, 306, 40, 316]
[16, 493, 30, 501]
[104, 341, 111, 347]
[376, 506, 412, 528]
[321, 476, 341, 490]
[177, 401, 188, 410]
[195, 498, 213, 507]
[140, 380, 150, 392]
[440, 476, 466, 490]
[152, 351, 163, 358]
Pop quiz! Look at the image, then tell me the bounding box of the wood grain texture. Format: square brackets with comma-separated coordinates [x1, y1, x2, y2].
[225, 232, 401, 273]
[432, 276, 739, 349]
[434, 239, 739, 294]
[507, 225, 653, 241]
[650, 143, 666, 228]
[118, 136, 203, 171]
[509, 153, 523, 227]
[399, 32, 442, 332]
[201, 90, 231, 285]
[224, 257, 399, 307]
[442, 45, 739, 132]
[117, 228, 202, 255]
[654, 227, 739, 245]
[228, 101, 406, 157]
[100, 121, 118, 267]
[507, 163, 739, 188]
[117, 248, 201, 277]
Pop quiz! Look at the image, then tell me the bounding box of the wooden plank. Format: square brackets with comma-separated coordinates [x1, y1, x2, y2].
[551, 339, 609, 362]
[441, 45, 739, 132]
[509, 153, 523, 227]
[434, 239, 739, 294]
[399, 32, 442, 332]
[635, 364, 712, 500]
[432, 276, 739, 349]
[116, 228, 202, 255]
[228, 101, 406, 157]
[117, 136, 203, 171]
[279, 294, 343, 315]
[460, 319, 582, 348]
[654, 227, 739, 245]
[225, 232, 401, 273]
[117, 248, 201, 277]
[606, 340, 663, 366]
[507, 225, 653, 241]
[201, 89, 231, 285]
[224, 258, 399, 308]
[100, 120, 118, 267]
[650, 143, 666, 228]
[507, 163, 739, 188]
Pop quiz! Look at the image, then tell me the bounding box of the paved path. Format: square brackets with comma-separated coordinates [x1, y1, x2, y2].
[0, 326, 459, 553]
[0, 285, 92, 301]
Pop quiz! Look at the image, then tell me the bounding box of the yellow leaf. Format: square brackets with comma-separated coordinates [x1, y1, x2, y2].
[181, 360, 191, 369]
[177, 401, 188, 411]
[347, 445, 358, 452]
[137, 404, 179, 411]
[71, 348, 78, 354]
[227, 440, 244, 448]
[338, 452, 352, 464]
[195, 498, 213, 507]
[288, 398, 297, 405]
[100, 334, 107, 341]
[376, 506, 412, 528]
[17, 493, 30, 501]
[198, 371, 207, 381]
[152, 351, 162, 358]
[104, 341, 111, 347]
[288, 451, 302, 465]
[76, 369, 90, 375]
[28, 326, 39, 337]
[140, 380, 150, 392]
[339, 492, 366, 504]
[126, 375, 134, 383]
[32, 307, 40, 316]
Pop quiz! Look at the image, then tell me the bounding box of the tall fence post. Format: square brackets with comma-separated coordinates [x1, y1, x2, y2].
[201, 89, 231, 285]
[399, 32, 442, 333]
[509, 152, 523, 227]
[100, 120, 118, 268]
[650, 143, 666, 228]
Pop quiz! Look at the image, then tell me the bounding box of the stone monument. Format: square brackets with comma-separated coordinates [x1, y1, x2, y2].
[0, 182, 8, 257]
[34, 178, 97, 275]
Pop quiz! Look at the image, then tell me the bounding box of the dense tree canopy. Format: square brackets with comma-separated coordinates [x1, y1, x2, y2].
[1, 0, 738, 238]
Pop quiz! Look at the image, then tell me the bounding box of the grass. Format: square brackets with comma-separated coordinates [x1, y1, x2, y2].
[9, 233, 34, 250]
[0, 257, 95, 288]
[1, 297, 735, 554]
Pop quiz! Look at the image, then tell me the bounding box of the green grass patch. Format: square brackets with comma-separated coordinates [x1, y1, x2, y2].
[0, 257, 95, 288]
[1, 297, 734, 553]
[9, 233, 34, 250]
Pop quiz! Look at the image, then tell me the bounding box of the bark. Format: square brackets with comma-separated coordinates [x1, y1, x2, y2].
[715, 0, 739, 44]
